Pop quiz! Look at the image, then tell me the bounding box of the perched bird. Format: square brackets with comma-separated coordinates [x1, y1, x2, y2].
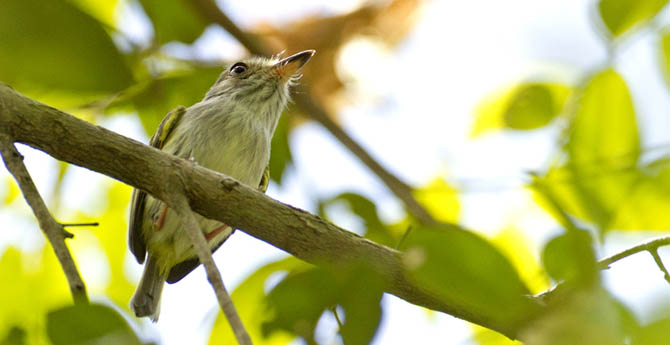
[128, 50, 315, 320]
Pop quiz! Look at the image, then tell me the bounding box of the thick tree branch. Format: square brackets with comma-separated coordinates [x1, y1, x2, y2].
[169, 193, 252, 345]
[0, 135, 88, 305]
[0, 84, 525, 338]
[186, 0, 437, 225]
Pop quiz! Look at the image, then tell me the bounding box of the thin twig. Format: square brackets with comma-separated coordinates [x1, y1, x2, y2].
[597, 236, 670, 269]
[185, 0, 438, 226]
[61, 222, 100, 227]
[331, 306, 344, 329]
[0, 137, 88, 305]
[169, 193, 252, 345]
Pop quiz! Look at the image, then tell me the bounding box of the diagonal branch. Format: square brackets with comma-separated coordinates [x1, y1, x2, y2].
[169, 192, 252, 345]
[0, 135, 88, 305]
[597, 236, 670, 284]
[0, 83, 526, 339]
[186, 0, 437, 225]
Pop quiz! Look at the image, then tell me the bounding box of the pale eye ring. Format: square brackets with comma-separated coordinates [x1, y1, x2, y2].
[229, 62, 248, 76]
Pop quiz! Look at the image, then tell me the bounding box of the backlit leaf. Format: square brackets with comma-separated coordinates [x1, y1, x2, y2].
[472, 82, 570, 137]
[412, 177, 460, 223]
[542, 229, 597, 285]
[598, 0, 667, 37]
[660, 28, 670, 88]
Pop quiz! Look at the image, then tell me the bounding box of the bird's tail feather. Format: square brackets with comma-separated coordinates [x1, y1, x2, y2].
[130, 256, 165, 322]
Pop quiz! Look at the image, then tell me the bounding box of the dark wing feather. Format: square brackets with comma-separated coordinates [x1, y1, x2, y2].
[128, 106, 186, 264]
[166, 165, 271, 283]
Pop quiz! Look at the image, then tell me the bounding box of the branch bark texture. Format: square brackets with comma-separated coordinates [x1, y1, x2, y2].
[0, 84, 522, 338]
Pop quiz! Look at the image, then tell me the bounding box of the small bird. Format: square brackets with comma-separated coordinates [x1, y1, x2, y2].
[128, 50, 315, 320]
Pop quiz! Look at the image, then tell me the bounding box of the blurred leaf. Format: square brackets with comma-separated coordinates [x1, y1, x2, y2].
[0, 0, 133, 94]
[521, 287, 627, 345]
[402, 225, 537, 326]
[598, 0, 667, 37]
[412, 177, 460, 223]
[0, 326, 26, 345]
[319, 192, 397, 247]
[269, 115, 294, 184]
[263, 263, 385, 345]
[491, 229, 550, 294]
[611, 156, 670, 229]
[565, 69, 640, 232]
[70, 0, 119, 26]
[660, 28, 670, 88]
[3, 176, 20, 205]
[138, 0, 208, 44]
[209, 257, 305, 345]
[47, 303, 142, 345]
[632, 317, 670, 345]
[472, 325, 522, 345]
[108, 67, 221, 136]
[472, 82, 570, 137]
[542, 229, 597, 285]
[0, 247, 72, 345]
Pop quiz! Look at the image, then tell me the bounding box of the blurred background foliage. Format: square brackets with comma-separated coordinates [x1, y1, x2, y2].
[0, 0, 669, 344]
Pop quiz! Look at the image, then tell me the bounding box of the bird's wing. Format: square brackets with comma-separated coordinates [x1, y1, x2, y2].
[128, 106, 186, 264]
[166, 164, 271, 283]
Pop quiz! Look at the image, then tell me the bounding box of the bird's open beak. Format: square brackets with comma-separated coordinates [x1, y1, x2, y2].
[275, 50, 316, 79]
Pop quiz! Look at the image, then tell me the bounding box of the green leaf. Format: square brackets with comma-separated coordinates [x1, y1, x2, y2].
[402, 225, 538, 326]
[0, 0, 133, 94]
[263, 263, 385, 345]
[566, 69, 640, 232]
[47, 303, 142, 345]
[319, 192, 397, 246]
[269, 115, 294, 185]
[598, 0, 667, 37]
[542, 229, 597, 285]
[138, 0, 209, 44]
[471, 82, 570, 137]
[660, 28, 670, 88]
[632, 317, 670, 345]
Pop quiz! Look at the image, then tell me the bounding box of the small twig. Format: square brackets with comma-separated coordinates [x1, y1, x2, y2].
[0, 137, 88, 305]
[61, 222, 100, 227]
[169, 193, 252, 345]
[331, 306, 344, 330]
[395, 226, 413, 250]
[597, 236, 670, 279]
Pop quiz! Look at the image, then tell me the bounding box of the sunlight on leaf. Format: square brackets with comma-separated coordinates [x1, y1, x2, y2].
[208, 257, 305, 345]
[471, 82, 570, 137]
[412, 177, 460, 223]
[0, 247, 72, 345]
[491, 228, 550, 294]
[2, 176, 20, 205]
[70, 0, 119, 27]
[472, 325, 522, 345]
[598, 0, 667, 37]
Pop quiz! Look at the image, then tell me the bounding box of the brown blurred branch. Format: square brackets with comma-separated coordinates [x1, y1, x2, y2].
[0, 135, 88, 305]
[0, 84, 532, 339]
[186, 0, 438, 225]
[170, 194, 252, 345]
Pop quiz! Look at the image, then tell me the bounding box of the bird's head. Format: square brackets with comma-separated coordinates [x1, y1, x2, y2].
[204, 50, 315, 110]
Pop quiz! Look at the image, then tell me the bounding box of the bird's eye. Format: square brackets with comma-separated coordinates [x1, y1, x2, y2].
[229, 62, 248, 76]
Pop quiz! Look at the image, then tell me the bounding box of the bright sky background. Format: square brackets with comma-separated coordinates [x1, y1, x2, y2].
[1, 1, 669, 344]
